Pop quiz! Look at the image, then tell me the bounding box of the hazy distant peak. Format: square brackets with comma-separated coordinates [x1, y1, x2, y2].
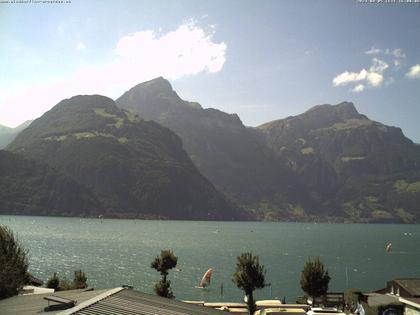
[128, 77, 178, 98]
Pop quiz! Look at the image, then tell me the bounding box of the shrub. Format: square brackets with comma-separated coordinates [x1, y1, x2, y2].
[46, 273, 60, 290]
[0, 225, 29, 299]
[73, 270, 87, 289]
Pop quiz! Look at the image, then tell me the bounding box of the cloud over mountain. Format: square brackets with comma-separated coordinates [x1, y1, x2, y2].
[0, 20, 226, 127]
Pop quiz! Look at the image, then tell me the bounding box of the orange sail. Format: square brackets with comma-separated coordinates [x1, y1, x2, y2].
[199, 268, 213, 288]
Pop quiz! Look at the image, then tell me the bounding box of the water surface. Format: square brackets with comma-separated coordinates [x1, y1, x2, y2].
[1, 215, 419, 302]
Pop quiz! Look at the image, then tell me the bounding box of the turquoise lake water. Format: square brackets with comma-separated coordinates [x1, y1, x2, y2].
[1, 215, 419, 302]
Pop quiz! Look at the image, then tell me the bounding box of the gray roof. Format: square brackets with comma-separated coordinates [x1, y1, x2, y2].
[394, 279, 420, 297]
[0, 287, 225, 315]
[0, 288, 109, 315]
[65, 288, 224, 315]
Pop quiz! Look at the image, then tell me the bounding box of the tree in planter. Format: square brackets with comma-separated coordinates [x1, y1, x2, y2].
[151, 250, 178, 298]
[300, 257, 331, 304]
[233, 252, 267, 315]
[0, 225, 29, 299]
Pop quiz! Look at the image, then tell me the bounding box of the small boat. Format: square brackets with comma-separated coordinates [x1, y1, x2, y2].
[386, 242, 392, 253]
[197, 268, 213, 288]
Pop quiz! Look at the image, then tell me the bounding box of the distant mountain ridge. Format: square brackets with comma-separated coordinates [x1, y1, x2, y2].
[0, 120, 32, 149]
[6, 94, 244, 220]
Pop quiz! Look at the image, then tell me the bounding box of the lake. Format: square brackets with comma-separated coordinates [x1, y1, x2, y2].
[0, 215, 419, 302]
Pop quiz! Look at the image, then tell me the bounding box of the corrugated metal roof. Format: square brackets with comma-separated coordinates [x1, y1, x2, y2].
[65, 288, 225, 315]
[0, 288, 109, 315]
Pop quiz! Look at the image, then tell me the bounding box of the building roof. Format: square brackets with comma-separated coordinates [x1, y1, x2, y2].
[394, 279, 420, 297]
[63, 288, 224, 315]
[0, 288, 109, 315]
[0, 287, 225, 315]
[399, 297, 420, 309]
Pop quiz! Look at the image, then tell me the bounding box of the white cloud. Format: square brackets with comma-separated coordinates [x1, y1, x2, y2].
[0, 21, 227, 127]
[365, 47, 405, 71]
[76, 41, 86, 51]
[332, 58, 387, 91]
[353, 84, 365, 93]
[114, 22, 226, 78]
[365, 47, 406, 59]
[370, 57, 388, 73]
[391, 48, 405, 59]
[406, 64, 420, 79]
[365, 47, 382, 55]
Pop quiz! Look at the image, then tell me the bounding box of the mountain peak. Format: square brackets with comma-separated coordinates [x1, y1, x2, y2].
[130, 77, 175, 96]
[303, 101, 361, 123]
[335, 101, 359, 116]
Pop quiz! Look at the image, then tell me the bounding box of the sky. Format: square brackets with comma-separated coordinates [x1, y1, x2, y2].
[1, 0, 420, 142]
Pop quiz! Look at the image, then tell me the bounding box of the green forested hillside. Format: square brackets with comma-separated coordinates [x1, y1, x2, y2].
[0, 150, 100, 216]
[7, 95, 244, 220]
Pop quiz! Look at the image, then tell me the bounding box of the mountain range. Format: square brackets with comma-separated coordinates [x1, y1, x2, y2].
[1, 77, 419, 222]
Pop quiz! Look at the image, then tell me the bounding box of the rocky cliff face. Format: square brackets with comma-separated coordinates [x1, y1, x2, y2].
[7, 94, 245, 220]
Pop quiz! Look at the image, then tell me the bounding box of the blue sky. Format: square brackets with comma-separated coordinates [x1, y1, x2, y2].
[1, 0, 420, 142]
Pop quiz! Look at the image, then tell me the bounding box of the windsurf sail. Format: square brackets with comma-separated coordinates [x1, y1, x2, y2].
[199, 268, 213, 288]
[386, 242, 392, 253]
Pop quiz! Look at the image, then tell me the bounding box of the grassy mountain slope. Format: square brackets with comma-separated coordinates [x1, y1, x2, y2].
[8, 95, 244, 220]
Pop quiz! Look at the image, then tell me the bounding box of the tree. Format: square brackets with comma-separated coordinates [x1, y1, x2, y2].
[0, 225, 29, 299]
[233, 252, 267, 315]
[300, 257, 331, 303]
[73, 270, 88, 289]
[46, 273, 60, 290]
[151, 250, 178, 298]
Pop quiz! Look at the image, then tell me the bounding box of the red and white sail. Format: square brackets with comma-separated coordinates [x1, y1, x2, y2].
[199, 268, 213, 288]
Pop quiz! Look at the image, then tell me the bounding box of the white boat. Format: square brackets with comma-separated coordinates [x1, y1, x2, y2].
[306, 307, 346, 315]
